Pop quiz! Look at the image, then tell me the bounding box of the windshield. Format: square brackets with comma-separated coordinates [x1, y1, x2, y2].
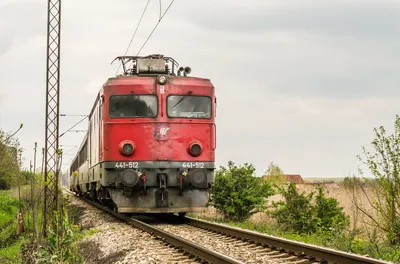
[109, 95, 157, 118]
[167, 95, 211, 118]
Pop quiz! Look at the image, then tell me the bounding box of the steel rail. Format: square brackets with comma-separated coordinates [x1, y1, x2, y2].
[184, 216, 392, 264]
[63, 188, 392, 264]
[77, 196, 244, 264]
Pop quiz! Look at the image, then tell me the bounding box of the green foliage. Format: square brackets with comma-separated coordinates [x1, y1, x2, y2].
[342, 176, 366, 189]
[0, 129, 22, 190]
[357, 114, 400, 245]
[264, 162, 286, 187]
[210, 161, 274, 221]
[271, 182, 316, 233]
[265, 161, 284, 176]
[315, 187, 349, 232]
[0, 194, 19, 228]
[271, 183, 349, 234]
[0, 239, 26, 264]
[0, 190, 22, 262]
[36, 208, 82, 263]
[0, 188, 84, 263]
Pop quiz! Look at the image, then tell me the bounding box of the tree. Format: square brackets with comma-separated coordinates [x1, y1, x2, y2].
[356, 115, 400, 245]
[265, 162, 284, 176]
[210, 161, 274, 221]
[0, 130, 21, 189]
[264, 162, 286, 187]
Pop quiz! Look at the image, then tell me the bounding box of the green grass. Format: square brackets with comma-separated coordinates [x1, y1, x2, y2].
[74, 227, 101, 241]
[0, 239, 26, 263]
[0, 186, 98, 263]
[0, 191, 19, 229]
[0, 190, 23, 263]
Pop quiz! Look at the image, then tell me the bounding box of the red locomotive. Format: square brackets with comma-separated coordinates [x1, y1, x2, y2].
[70, 54, 216, 215]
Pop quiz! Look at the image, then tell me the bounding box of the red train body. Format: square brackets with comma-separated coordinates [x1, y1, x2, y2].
[70, 55, 216, 214]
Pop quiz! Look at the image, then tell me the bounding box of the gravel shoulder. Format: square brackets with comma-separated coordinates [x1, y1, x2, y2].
[69, 196, 199, 264]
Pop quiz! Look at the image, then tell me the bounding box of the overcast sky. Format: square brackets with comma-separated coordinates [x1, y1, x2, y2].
[1, 0, 400, 178]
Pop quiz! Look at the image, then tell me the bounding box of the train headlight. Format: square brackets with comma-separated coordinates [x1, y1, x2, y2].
[157, 75, 167, 85]
[189, 169, 208, 188]
[187, 141, 202, 157]
[184, 66, 191, 75]
[119, 140, 135, 156]
[123, 144, 133, 154]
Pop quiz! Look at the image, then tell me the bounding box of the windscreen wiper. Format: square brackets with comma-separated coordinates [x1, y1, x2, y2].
[172, 91, 192, 109]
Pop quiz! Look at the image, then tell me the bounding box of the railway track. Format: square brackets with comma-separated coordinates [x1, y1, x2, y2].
[65, 190, 391, 264]
[150, 216, 392, 264]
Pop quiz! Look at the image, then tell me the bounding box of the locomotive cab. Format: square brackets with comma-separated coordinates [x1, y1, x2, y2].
[70, 55, 216, 214]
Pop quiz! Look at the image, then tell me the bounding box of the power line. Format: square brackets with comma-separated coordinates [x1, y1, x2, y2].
[115, 0, 151, 75]
[59, 116, 88, 138]
[60, 114, 88, 117]
[137, 0, 176, 56]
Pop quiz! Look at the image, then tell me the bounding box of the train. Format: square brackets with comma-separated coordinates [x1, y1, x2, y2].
[69, 54, 216, 216]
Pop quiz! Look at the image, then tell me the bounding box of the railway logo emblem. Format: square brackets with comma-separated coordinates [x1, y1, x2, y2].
[154, 124, 170, 140]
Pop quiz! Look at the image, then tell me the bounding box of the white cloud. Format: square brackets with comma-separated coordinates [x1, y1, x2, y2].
[0, 0, 399, 178]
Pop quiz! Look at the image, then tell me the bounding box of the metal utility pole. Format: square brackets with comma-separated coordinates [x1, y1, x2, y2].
[17, 152, 24, 234]
[44, 0, 62, 237]
[32, 142, 38, 245]
[18, 152, 22, 207]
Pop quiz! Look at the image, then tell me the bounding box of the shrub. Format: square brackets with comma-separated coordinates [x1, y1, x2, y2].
[271, 183, 349, 234]
[315, 187, 349, 232]
[36, 208, 82, 263]
[210, 161, 274, 221]
[0, 179, 10, 190]
[271, 182, 316, 233]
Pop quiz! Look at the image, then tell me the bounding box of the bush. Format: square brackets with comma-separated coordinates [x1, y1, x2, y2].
[35, 205, 83, 263]
[0, 179, 10, 190]
[271, 182, 316, 233]
[315, 187, 349, 232]
[271, 183, 349, 234]
[210, 161, 274, 221]
[0, 130, 21, 189]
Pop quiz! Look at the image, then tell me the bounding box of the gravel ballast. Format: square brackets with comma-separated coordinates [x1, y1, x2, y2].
[70, 197, 199, 263]
[153, 223, 301, 264]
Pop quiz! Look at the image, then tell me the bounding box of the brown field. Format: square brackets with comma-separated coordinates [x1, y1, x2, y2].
[194, 182, 377, 229]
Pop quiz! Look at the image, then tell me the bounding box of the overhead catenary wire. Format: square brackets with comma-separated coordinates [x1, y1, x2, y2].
[136, 0, 176, 56]
[115, 0, 151, 75]
[59, 116, 88, 138]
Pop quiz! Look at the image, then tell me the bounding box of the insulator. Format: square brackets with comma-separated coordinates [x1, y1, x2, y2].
[131, 65, 137, 75]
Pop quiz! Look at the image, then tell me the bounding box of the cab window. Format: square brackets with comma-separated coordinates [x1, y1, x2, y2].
[167, 95, 211, 118]
[109, 95, 157, 118]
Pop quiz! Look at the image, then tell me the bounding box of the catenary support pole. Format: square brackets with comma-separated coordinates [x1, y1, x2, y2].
[44, 0, 62, 237]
